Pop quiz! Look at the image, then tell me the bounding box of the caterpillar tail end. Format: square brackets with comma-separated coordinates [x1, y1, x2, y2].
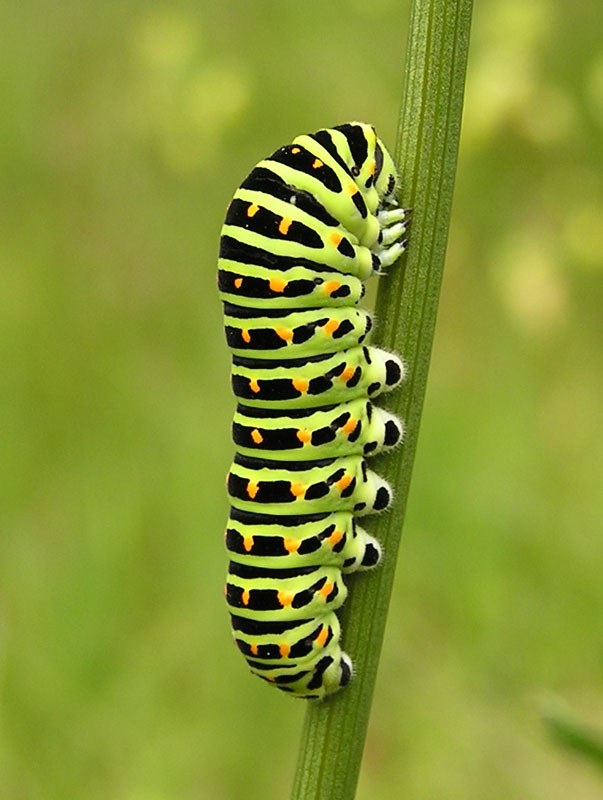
[261, 648, 355, 701]
[305, 652, 354, 701]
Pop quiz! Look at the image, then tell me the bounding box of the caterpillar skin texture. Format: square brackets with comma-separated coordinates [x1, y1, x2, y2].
[219, 122, 408, 699]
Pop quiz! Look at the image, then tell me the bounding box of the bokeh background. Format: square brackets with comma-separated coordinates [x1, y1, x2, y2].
[2, 0, 602, 798]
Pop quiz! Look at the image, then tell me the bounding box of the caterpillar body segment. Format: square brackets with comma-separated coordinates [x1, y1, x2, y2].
[227, 452, 394, 517]
[217, 261, 365, 309]
[232, 398, 403, 462]
[225, 508, 381, 573]
[231, 345, 405, 410]
[223, 302, 372, 359]
[218, 122, 407, 699]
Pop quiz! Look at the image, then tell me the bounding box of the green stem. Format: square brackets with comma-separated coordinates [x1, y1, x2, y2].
[290, 1, 473, 798]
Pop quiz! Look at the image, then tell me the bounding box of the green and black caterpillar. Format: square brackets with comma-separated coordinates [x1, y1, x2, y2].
[218, 123, 408, 699]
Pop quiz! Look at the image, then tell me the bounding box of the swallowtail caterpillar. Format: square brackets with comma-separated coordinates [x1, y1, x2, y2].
[219, 123, 408, 699]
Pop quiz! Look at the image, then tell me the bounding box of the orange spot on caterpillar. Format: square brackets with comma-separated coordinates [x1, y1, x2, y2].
[336, 474, 352, 492]
[250, 643, 259, 655]
[342, 418, 358, 435]
[279, 643, 291, 658]
[315, 626, 329, 647]
[277, 590, 294, 607]
[329, 232, 343, 246]
[241, 329, 251, 343]
[275, 327, 293, 342]
[296, 429, 311, 444]
[249, 379, 260, 393]
[322, 319, 340, 336]
[278, 218, 293, 235]
[339, 366, 355, 382]
[328, 529, 344, 547]
[246, 480, 259, 499]
[312, 158, 323, 169]
[347, 183, 358, 195]
[318, 582, 333, 598]
[234, 277, 243, 288]
[243, 534, 254, 552]
[251, 429, 263, 444]
[369, 160, 376, 175]
[242, 589, 250, 605]
[283, 537, 300, 553]
[247, 203, 260, 217]
[292, 377, 309, 393]
[223, 583, 228, 596]
[269, 276, 287, 292]
[291, 146, 301, 154]
[290, 482, 306, 498]
[322, 280, 341, 296]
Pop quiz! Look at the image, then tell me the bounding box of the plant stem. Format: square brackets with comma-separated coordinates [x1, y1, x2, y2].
[290, 1, 473, 798]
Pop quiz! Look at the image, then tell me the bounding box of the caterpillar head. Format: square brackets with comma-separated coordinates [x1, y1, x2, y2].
[373, 138, 398, 203]
[332, 121, 399, 204]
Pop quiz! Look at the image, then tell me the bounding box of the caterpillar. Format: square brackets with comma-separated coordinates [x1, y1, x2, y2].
[218, 122, 408, 699]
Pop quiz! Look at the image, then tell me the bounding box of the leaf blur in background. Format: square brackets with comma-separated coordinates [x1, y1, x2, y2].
[1, 1, 602, 799]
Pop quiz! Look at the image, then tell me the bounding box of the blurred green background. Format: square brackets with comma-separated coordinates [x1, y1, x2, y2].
[2, 0, 602, 798]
